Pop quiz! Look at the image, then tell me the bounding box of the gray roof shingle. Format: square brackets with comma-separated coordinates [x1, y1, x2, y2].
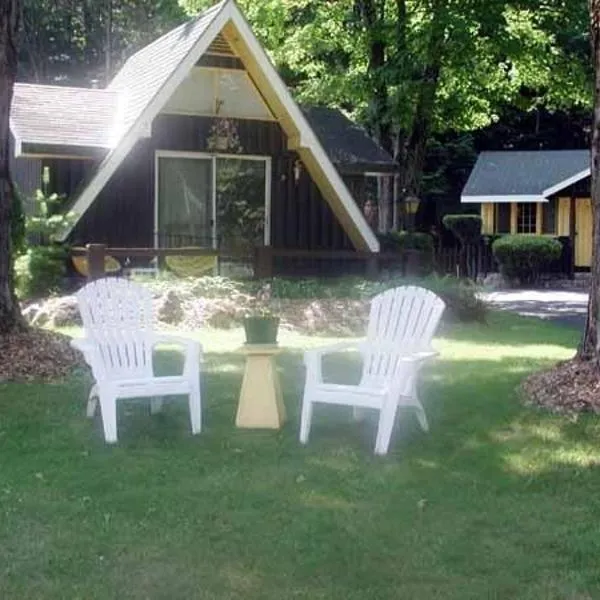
[11, 83, 118, 148]
[462, 150, 590, 201]
[108, 1, 225, 136]
[302, 106, 395, 173]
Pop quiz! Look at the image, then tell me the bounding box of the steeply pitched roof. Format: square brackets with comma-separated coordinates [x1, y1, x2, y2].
[302, 107, 395, 173]
[11, 84, 118, 150]
[108, 1, 226, 137]
[462, 150, 590, 203]
[56, 0, 378, 250]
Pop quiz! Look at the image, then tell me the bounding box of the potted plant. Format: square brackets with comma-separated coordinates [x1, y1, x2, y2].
[243, 283, 280, 344]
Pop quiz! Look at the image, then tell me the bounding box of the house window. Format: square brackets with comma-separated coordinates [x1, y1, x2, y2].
[517, 203, 537, 234]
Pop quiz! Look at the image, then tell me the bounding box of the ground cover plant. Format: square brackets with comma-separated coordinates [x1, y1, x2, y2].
[2, 312, 598, 599]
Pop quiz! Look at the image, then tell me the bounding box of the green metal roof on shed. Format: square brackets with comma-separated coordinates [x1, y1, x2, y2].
[461, 150, 590, 203]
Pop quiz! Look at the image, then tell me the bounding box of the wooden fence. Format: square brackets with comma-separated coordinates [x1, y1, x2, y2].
[71, 237, 574, 282]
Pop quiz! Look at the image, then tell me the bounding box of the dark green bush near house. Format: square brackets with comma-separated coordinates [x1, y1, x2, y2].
[411, 274, 486, 322]
[378, 231, 434, 275]
[442, 214, 482, 245]
[492, 235, 562, 285]
[15, 245, 67, 299]
[378, 231, 435, 253]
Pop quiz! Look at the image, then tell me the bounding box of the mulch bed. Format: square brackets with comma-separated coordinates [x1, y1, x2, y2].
[521, 358, 600, 414]
[0, 328, 86, 382]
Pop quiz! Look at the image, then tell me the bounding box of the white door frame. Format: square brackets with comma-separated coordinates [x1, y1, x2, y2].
[154, 149, 272, 248]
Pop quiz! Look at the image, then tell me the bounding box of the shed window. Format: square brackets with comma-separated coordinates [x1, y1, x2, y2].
[495, 204, 511, 234]
[542, 198, 557, 234]
[517, 203, 537, 234]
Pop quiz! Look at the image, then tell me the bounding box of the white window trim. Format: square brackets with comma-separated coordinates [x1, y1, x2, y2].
[154, 149, 272, 250]
[462, 194, 546, 204]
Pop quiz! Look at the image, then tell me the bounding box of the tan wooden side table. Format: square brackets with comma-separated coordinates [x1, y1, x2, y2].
[235, 344, 286, 429]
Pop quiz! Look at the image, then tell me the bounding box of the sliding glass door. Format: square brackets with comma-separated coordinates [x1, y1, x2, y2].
[156, 152, 269, 252]
[156, 155, 214, 248]
[216, 157, 267, 252]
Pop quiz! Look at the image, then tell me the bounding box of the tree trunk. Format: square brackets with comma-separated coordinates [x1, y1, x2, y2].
[396, 1, 446, 207]
[0, 0, 25, 335]
[580, 1, 600, 359]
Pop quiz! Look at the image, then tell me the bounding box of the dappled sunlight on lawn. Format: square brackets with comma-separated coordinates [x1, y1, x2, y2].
[434, 338, 576, 362]
[6, 311, 600, 599]
[488, 419, 600, 476]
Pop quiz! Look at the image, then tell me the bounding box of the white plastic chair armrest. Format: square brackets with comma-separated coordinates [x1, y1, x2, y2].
[70, 337, 97, 365]
[150, 333, 202, 378]
[407, 350, 439, 364]
[304, 341, 361, 386]
[303, 341, 360, 363]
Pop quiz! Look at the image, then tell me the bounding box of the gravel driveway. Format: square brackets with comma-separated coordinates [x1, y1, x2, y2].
[484, 290, 588, 330]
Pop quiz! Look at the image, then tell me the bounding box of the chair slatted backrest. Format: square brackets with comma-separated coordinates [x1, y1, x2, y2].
[76, 278, 154, 381]
[362, 286, 445, 386]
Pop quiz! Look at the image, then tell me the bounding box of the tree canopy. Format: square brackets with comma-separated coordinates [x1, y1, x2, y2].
[16, 0, 593, 225]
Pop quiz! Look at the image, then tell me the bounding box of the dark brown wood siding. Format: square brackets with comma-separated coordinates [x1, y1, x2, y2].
[69, 115, 359, 250]
[9, 134, 41, 213]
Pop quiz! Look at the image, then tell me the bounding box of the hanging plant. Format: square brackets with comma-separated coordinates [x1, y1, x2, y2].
[207, 117, 243, 153]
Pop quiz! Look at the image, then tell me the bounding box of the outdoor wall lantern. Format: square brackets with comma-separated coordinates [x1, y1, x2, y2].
[405, 195, 420, 214]
[293, 159, 303, 183]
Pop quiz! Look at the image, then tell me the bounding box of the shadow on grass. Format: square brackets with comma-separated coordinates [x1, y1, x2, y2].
[1, 340, 600, 599]
[438, 310, 580, 350]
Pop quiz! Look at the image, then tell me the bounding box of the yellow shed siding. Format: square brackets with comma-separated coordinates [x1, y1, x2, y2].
[480, 204, 494, 234]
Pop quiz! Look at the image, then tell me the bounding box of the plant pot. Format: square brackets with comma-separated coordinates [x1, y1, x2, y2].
[243, 316, 280, 345]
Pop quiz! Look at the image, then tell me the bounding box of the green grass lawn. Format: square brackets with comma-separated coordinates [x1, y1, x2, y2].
[1, 313, 598, 599]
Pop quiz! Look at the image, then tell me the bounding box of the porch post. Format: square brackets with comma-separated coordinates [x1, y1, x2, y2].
[254, 245, 273, 279]
[86, 243, 107, 280]
[569, 195, 576, 278]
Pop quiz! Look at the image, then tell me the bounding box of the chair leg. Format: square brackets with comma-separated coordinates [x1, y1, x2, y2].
[412, 386, 429, 433]
[188, 381, 202, 435]
[374, 399, 399, 456]
[99, 390, 118, 444]
[87, 385, 99, 418]
[299, 395, 314, 445]
[150, 397, 164, 415]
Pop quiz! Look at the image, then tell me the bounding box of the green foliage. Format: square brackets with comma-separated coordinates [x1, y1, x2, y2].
[378, 231, 434, 254]
[27, 189, 76, 244]
[14, 190, 76, 300]
[492, 235, 562, 285]
[406, 274, 487, 323]
[21, 0, 185, 84]
[15, 246, 67, 299]
[209, 274, 485, 323]
[378, 231, 435, 276]
[10, 187, 26, 255]
[442, 214, 483, 245]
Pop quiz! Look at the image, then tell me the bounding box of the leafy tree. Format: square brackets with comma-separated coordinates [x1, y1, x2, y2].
[181, 0, 590, 231]
[0, 0, 26, 333]
[20, 0, 185, 84]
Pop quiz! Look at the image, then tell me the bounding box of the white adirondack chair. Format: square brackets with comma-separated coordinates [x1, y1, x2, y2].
[71, 278, 202, 444]
[300, 286, 445, 455]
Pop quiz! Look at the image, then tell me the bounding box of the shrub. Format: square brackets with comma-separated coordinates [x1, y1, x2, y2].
[492, 235, 562, 285]
[396, 274, 487, 322]
[15, 245, 67, 299]
[378, 231, 434, 275]
[14, 186, 76, 300]
[442, 214, 482, 245]
[378, 231, 434, 253]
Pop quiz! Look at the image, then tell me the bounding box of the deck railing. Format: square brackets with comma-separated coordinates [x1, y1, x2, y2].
[70, 236, 574, 282]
